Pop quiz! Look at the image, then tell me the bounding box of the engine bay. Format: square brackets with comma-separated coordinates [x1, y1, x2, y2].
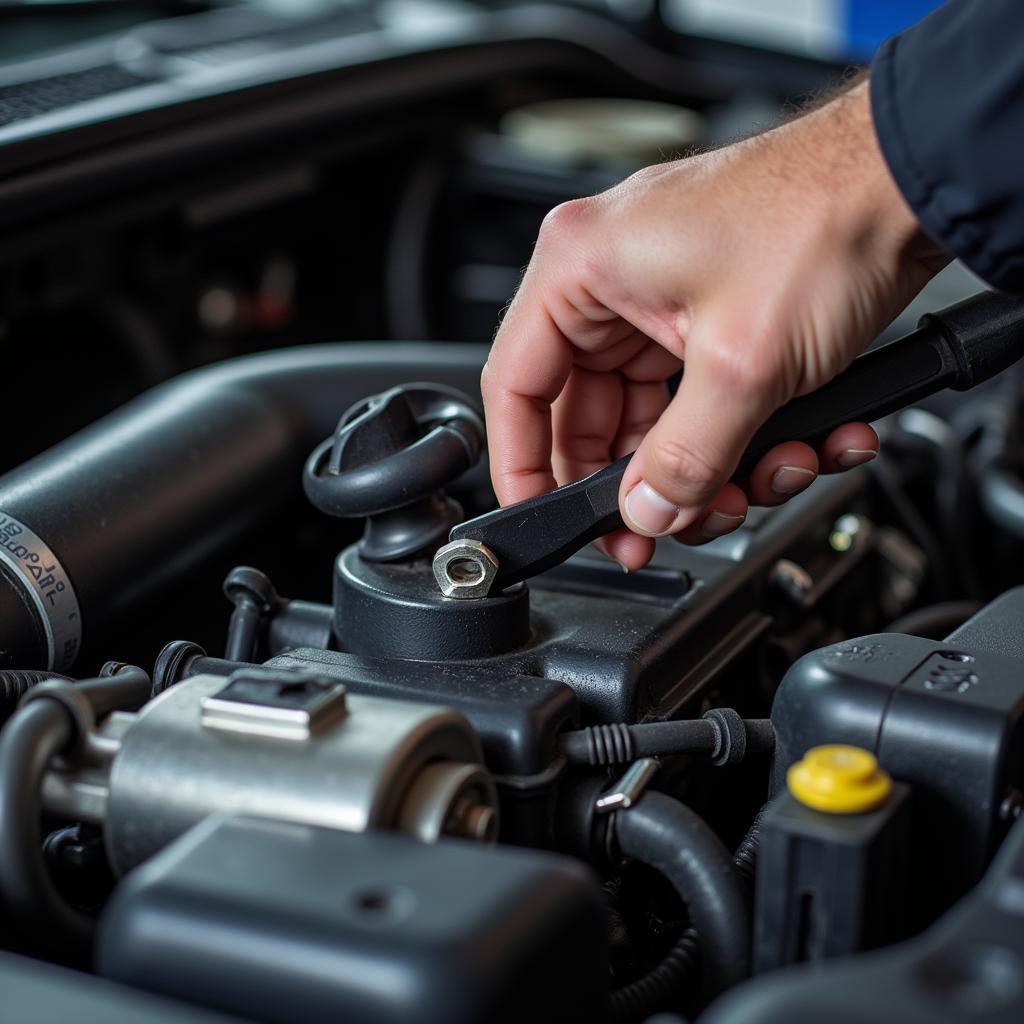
[2, 3, 1024, 1023]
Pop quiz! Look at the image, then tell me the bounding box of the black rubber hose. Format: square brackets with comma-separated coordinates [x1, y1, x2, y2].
[0, 667, 152, 953]
[561, 715, 774, 767]
[0, 699, 92, 952]
[0, 342, 488, 670]
[608, 802, 765, 1022]
[610, 926, 700, 1024]
[612, 793, 751, 1000]
[0, 670, 72, 725]
[86, 665, 152, 717]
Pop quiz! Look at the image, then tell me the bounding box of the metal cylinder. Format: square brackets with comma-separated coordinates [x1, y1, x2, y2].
[87, 672, 495, 874]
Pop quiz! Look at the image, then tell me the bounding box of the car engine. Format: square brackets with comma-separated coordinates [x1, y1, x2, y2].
[2, 4, 1024, 1024]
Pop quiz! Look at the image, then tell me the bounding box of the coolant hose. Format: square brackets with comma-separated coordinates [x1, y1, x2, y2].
[613, 793, 751, 1000]
[0, 342, 488, 670]
[0, 699, 90, 950]
[610, 925, 699, 1024]
[0, 668, 151, 953]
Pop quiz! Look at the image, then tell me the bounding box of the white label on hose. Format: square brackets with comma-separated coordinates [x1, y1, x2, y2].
[0, 512, 81, 670]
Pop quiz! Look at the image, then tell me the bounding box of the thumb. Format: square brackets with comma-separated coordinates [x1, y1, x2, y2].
[619, 335, 779, 537]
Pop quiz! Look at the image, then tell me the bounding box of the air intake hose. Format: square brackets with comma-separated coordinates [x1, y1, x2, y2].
[0, 343, 487, 670]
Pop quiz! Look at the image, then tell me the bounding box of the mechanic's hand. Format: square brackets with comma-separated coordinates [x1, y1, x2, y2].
[482, 78, 949, 570]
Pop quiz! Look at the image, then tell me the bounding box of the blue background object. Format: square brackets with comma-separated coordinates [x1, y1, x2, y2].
[844, 0, 944, 59]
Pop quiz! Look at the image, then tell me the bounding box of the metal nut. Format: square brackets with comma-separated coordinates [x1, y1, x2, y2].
[432, 540, 499, 599]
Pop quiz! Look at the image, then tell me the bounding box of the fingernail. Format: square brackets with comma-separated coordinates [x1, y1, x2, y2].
[619, 562, 630, 575]
[836, 448, 878, 468]
[701, 510, 745, 539]
[624, 481, 683, 537]
[770, 465, 816, 495]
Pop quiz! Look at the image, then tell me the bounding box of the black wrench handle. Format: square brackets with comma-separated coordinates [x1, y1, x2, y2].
[451, 290, 1024, 591]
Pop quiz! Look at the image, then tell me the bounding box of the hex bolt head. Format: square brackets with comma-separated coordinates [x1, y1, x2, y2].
[432, 540, 500, 599]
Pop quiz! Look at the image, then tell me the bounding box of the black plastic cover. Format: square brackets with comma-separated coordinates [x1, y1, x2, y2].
[703, 812, 1024, 1024]
[0, 949, 238, 1023]
[97, 815, 608, 1024]
[267, 647, 578, 778]
[770, 587, 1024, 915]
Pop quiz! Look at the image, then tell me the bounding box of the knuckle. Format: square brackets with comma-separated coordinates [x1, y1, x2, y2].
[538, 198, 591, 245]
[650, 437, 721, 492]
[701, 335, 781, 398]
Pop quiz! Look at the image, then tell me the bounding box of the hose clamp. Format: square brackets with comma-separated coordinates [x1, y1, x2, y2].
[0, 512, 81, 670]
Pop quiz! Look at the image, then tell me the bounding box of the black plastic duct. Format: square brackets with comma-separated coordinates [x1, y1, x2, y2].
[0, 342, 488, 670]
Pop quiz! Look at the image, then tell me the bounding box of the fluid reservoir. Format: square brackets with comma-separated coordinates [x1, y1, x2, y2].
[754, 745, 911, 973]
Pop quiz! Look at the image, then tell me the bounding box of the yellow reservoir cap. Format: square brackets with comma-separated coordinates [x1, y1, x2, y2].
[787, 745, 892, 814]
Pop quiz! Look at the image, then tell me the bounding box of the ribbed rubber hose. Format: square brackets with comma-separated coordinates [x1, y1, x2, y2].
[0, 670, 72, 725]
[611, 793, 751, 1009]
[610, 925, 700, 1024]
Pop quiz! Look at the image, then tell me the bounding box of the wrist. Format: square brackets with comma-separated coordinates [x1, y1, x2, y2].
[838, 79, 946, 269]
[780, 78, 944, 273]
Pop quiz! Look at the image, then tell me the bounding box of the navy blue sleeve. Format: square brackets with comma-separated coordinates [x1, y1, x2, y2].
[871, 0, 1024, 293]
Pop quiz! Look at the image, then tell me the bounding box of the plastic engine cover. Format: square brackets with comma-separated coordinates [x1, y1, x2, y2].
[96, 814, 608, 1024]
